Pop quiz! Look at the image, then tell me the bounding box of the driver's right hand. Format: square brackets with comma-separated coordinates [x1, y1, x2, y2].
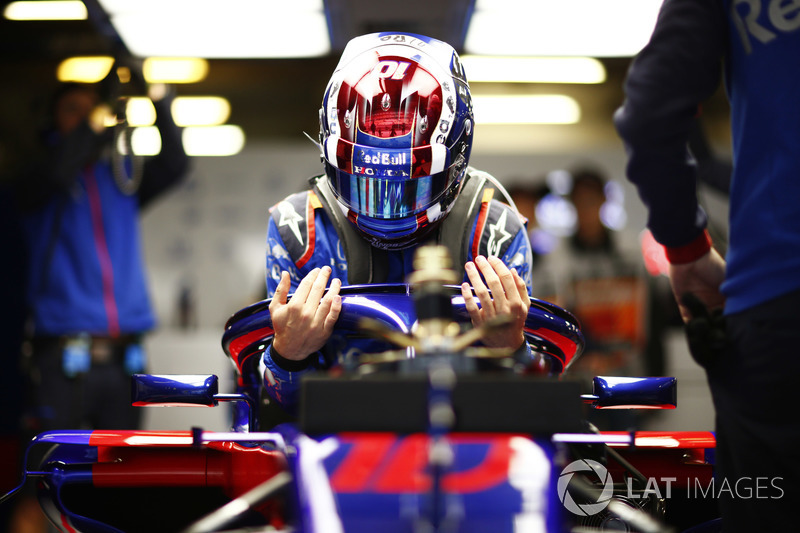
[269, 266, 342, 360]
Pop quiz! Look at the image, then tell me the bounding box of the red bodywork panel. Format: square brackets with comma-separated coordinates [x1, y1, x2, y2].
[87, 431, 288, 499]
[604, 431, 716, 487]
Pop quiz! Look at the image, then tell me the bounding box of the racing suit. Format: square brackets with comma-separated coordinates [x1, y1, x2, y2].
[614, 0, 800, 529]
[261, 173, 533, 414]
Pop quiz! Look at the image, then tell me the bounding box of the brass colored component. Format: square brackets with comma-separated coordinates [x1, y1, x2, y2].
[407, 245, 458, 286]
[415, 319, 461, 340]
[450, 315, 513, 352]
[358, 318, 420, 350]
[357, 245, 518, 363]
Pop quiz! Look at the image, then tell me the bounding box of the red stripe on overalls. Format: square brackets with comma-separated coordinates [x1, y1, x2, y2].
[471, 188, 495, 260]
[84, 168, 120, 336]
[296, 191, 320, 269]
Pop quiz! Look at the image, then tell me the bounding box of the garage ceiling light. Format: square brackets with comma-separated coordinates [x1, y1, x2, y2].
[4, 0, 87, 20]
[121, 96, 232, 127]
[125, 97, 157, 126]
[58, 56, 210, 84]
[96, 0, 330, 58]
[473, 95, 580, 125]
[121, 127, 161, 156]
[461, 56, 606, 84]
[465, 0, 662, 57]
[143, 58, 209, 83]
[171, 97, 231, 127]
[124, 125, 247, 156]
[57, 56, 115, 82]
[182, 125, 246, 156]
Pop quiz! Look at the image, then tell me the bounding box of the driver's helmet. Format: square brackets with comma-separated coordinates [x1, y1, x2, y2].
[319, 32, 474, 250]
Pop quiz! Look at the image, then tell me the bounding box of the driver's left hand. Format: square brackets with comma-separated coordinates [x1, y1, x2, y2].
[460, 255, 530, 349]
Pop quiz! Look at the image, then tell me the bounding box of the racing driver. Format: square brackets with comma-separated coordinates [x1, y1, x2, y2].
[260, 32, 534, 415]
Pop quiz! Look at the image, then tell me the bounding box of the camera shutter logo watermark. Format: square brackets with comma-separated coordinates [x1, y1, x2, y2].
[557, 459, 614, 516]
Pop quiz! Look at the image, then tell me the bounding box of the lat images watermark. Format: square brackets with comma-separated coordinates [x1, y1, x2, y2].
[557, 460, 784, 517]
[557, 459, 614, 516]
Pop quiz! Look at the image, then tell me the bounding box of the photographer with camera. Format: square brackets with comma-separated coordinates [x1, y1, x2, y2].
[7, 59, 189, 533]
[14, 60, 189, 437]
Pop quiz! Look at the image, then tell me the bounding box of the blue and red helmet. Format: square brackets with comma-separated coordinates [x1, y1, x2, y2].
[320, 32, 474, 250]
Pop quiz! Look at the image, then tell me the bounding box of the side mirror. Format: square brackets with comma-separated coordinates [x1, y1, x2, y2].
[582, 376, 677, 409]
[131, 374, 219, 407]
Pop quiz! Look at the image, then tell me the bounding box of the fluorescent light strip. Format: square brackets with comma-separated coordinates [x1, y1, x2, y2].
[57, 56, 114, 83]
[171, 97, 230, 127]
[58, 56, 210, 84]
[97, 0, 329, 58]
[466, 0, 662, 57]
[4, 0, 87, 20]
[143, 57, 209, 83]
[124, 125, 246, 156]
[122, 127, 161, 156]
[473, 95, 580, 124]
[461, 56, 605, 84]
[126, 97, 156, 127]
[121, 96, 232, 127]
[182, 125, 245, 156]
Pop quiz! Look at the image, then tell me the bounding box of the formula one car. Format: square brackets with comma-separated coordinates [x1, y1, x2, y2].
[2, 246, 719, 533]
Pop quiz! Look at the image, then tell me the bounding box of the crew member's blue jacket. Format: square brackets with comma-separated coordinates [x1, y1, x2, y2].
[261, 179, 533, 412]
[19, 96, 189, 337]
[23, 160, 154, 336]
[614, 0, 800, 315]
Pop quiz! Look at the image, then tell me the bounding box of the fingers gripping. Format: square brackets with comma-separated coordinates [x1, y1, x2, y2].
[462, 256, 530, 349]
[321, 278, 343, 332]
[485, 256, 517, 311]
[461, 281, 481, 321]
[293, 267, 321, 303]
[465, 259, 494, 318]
[271, 266, 341, 360]
[512, 268, 528, 301]
[270, 271, 291, 310]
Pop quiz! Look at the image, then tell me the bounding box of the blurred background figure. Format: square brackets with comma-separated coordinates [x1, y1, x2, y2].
[506, 181, 557, 269]
[527, 165, 676, 430]
[7, 60, 189, 533]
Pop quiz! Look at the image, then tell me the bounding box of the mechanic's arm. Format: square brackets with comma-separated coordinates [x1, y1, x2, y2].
[614, 0, 726, 249]
[137, 84, 190, 209]
[15, 121, 103, 212]
[613, 0, 727, 318]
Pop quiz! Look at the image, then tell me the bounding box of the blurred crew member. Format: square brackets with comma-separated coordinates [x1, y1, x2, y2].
[16, 65, 189, 433]
[615, 0, 800, 529]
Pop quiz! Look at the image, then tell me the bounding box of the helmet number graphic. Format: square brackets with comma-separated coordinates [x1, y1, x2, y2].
[374, 60, 411, 80]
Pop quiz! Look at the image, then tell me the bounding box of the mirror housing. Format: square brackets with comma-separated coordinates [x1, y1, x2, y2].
[131, 374, 219, 407]
[582, 376, 677, 409]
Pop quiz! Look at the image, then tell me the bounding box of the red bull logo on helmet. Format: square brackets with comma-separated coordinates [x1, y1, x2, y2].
[354, 147, 411, 177]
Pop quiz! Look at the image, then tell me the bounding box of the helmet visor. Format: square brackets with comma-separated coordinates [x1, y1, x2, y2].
[325, 160, 451, 219]
[324, 136, 457, 219]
